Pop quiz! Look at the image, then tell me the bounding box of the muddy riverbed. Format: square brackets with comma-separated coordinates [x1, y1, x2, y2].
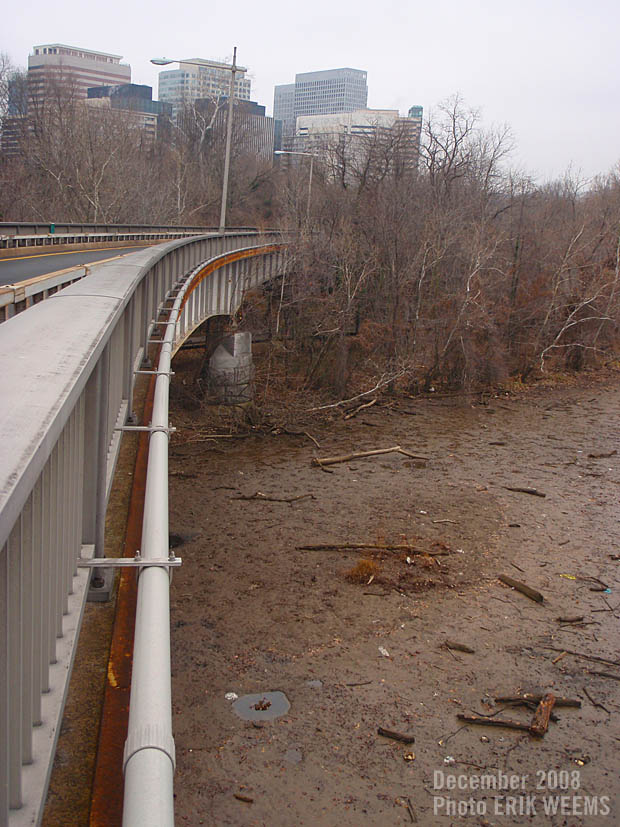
[167, 363, 620, 826]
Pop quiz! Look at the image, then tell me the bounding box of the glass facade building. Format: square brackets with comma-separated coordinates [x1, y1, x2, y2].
[274, 68, 368, 138]
[158, 58, 251, 122]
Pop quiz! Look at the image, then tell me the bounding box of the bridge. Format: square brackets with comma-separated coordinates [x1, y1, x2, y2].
[0, 230, 288, 825]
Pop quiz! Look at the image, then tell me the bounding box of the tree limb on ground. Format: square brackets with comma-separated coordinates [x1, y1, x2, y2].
[499, 575, 544, 603]
[232, 491, 316, 504]
[503, 486, 546, 497]
[312, 446, 428, 467]
[344, 399, 377, 420]
[306, 370, 408, 411]
[296, 542, 450, 556]
[495, 693, 581, 708]
[272, 426, 321, 449]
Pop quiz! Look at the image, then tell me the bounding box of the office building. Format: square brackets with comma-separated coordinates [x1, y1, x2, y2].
[273, 83, 295, 142]
[293, 106, 423, 179]
[178, 98, 276, 163]
[158, 59, 251, 121]
[27, 44, 131, 106]
[85, 84, 172, 145]
[273, 67, 368, 139]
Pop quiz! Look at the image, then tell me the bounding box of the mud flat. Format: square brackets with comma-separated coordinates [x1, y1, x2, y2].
[169, 368, 620, 825]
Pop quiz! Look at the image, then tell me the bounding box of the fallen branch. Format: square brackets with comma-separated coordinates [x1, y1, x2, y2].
[583, 687, 610, 713]
[499, 575, 544, 603]
[274, 426, 320, 449]
[312, 446, 428, 467]
[187, 432, 252, 441]
[232, 491, 315, 504]
[545, 647, 620, 667]
[556, 616, 585, 624]
[587, 670, 620, 682]
[457, 713, 532, 733]
[495, 693, 581, 708]
[530, 693, 556, 737]
[344, 399, 377, 420]
[307, 370, 408, 411]
[377, 727, 416, 744]
[296, 542, 449, 556]
[504, 486, 546, 498]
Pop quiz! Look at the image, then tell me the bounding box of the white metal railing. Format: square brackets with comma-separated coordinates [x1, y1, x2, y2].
[0, 222, 260, 250]
[1, 257, 126, 322]
[123, 242, 286, 824]
[0, 232, 286, 826]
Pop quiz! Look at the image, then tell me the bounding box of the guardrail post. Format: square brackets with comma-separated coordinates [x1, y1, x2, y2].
[89, 344, 111, 600]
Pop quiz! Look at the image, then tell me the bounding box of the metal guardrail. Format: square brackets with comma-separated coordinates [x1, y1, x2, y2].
[1, 257, 124, 321]
[0, 223, 260, 249]
[0, 231, 287, 826]
[122, 242, 285, 824]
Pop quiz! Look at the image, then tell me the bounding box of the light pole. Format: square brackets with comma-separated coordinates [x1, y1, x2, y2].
[151, 50, 245, 234]
[274, 149, 316, 224]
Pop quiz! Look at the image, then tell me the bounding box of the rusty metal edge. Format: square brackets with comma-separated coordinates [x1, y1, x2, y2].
[89, 371, 157, 826]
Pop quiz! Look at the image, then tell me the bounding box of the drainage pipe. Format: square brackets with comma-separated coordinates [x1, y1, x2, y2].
[121, 287, 181, 825]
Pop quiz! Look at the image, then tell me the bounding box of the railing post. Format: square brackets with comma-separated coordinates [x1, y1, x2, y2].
[91, 345, 110, 595]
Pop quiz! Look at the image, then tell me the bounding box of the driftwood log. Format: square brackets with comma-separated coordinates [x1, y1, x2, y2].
[377, 727, 416, 744]
[530, 693, 556, 737]
[312, 446, 428, 467]
[499, 575, 544, 603]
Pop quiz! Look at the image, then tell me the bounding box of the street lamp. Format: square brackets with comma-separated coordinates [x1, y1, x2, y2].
[274, 150, 316, 223]
[151, 49, 245, 233]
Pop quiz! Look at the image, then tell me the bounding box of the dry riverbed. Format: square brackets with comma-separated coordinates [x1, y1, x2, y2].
[168, 363, 620, 826]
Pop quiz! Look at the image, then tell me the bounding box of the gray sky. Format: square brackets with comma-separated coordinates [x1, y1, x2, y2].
[3, 0, 618, 182]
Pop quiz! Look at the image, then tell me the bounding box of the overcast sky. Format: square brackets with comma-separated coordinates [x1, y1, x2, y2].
[3, 0, 618, 182]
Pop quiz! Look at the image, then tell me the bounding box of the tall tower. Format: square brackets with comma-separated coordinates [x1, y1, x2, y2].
[274, 67, 368, 139]
[158, 58, 251, 121]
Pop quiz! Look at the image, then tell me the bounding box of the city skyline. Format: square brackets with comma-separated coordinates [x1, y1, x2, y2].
[2, 0, 619, 182]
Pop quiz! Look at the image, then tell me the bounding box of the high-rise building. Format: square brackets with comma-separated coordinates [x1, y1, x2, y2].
[158, 59, 251, 121]
[292, 106, 424, 179]
[85, 84, 172, 145]
[27, 44, 131, 106]
[178, 98, 276, 163]
[273, 83, 295, 141]
[274, 68, 368, 139]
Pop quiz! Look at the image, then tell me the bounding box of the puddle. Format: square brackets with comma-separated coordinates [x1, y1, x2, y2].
[232, 691, 290, 721]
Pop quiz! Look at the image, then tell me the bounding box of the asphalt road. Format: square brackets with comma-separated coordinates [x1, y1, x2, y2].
[0, 245, 152, 285]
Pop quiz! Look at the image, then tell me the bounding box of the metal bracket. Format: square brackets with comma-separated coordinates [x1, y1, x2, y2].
[114, 425, 176, 435]
[134, 369, 175, 376]
[78, 554, 182, 569]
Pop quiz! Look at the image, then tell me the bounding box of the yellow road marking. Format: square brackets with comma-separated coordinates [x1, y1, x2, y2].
[0, 245, 152, 263]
